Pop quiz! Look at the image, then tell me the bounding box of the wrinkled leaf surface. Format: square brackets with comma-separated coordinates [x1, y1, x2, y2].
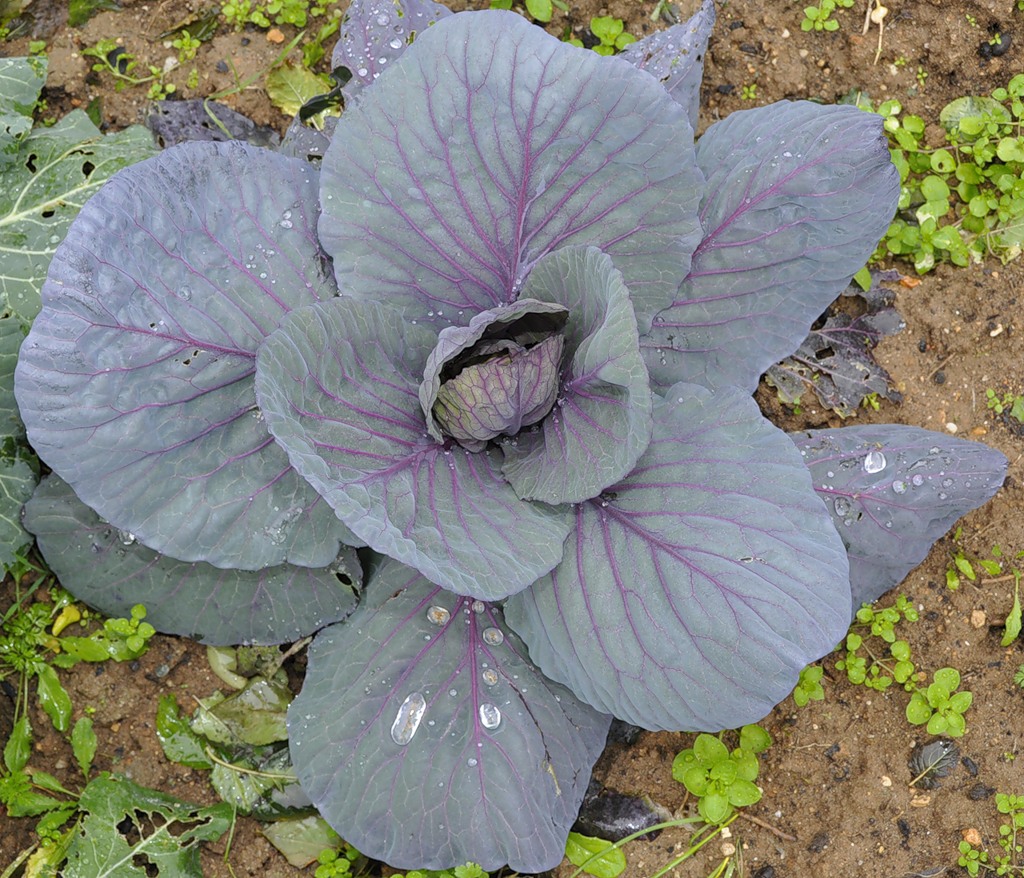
[643, 102, 900, 393]
[24, 476, 360, 645]
[319, 10, 703, 333]
[505, 384, 851, 731]
[793, 425, 1008, 609]
[289, 558, 611, 872]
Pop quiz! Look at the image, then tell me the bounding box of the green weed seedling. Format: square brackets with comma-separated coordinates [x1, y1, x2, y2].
[835, 595, 919, 691]
[792, 664, 825, 707]
[905, 667, 973, 736]
[488, 0, 568, 24]
[588, 17, 636, 55]
[800, 0, 854, 32]
[958, 793, 1024, 876]
[672, 724, 771, 825]
[564, 16, 636, 56]
[986, 388, 1024, 425]
[82, 39, 176, 100]
[867, 73, 1024, 272]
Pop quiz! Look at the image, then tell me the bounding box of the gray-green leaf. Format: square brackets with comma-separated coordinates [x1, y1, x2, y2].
[0, 110, 157, 325]
[64, 775, 232, 878]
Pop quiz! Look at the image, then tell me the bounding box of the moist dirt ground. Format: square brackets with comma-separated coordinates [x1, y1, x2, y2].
[2, 0, 1024, 876]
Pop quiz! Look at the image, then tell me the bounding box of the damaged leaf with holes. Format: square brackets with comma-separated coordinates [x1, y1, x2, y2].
[62, 775, 232, 878]
[10, 0, 1009, 870]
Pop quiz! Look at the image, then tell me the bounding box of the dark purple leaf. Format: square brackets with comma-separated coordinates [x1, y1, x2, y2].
[766, 275, 905, 417]
[642, 102, 900, 394]
[254, 298, 572, 600]
[619, 0, 715, 131]
[146, 100, 280, 149]
[289, 558, 611, 871]
[15, 140, 356, 570]
[505, 384, 851, 731]
[418, 297, 568, 451]
[332, 0, 451, 98]
[792, 425, 1008, 610]
[318, 11, 704, 333]
[24, 476, 360, 645]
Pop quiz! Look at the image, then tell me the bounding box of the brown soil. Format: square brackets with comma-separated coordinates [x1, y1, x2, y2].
[2, 1, 1024, 877]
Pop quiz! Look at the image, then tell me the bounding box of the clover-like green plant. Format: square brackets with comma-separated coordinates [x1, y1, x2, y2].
[906, 667, 973, 737]
[672, 725, 772, 824]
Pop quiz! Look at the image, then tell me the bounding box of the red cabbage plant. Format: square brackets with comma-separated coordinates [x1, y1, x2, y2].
[14, 0, 1007, 869]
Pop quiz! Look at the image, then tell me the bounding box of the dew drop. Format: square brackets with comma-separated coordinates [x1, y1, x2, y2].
[426, 605, 450, 626]
[118, 530, 136, 546]
[471, 600, 485, 614]
[911, 474, 925, 487]
[891, 479, 906, 495]
[939, 492, 948, 500]
[376, 11, 390, 24]
[48, 234, 61, 245]
[929, 446, 940, 455]
[942, 478, 953, 488]
[390, 692, 426, 745]
[467, 757, 478, 767]
[176, 284, 193, 301]
[479, 703, 501, 730]
[833, 497, 852, 517]
[389, 37, 403, 49]
[482, 627, 504, 646]
[357, 67, 369, 77]
[863, 450, 886, 474]
[482, 669, 498, 686]
[449, 688, 457, 697]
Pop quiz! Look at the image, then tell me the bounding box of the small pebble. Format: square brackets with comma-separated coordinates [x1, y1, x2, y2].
[970, 610, 987, 628]
[963, 827, 983, 846]
[946, 422, 958, 433]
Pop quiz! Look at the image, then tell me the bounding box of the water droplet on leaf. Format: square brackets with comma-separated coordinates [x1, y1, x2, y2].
[482, 669, 498, 686]
[390, 692, 426, 745]
[863, 450, 886, 473]
[426, 606, 450, 626]
[479, 703, 501, 729]
[482, 627, 503, 646]
[891, 480, 906, 495]
[833, 497, 852, 517]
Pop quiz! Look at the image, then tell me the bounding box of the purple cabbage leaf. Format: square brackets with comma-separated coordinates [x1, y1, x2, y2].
[504, 384, 851, 731]
[318, 9, 705, 335]
[642, 100, 900, 394]
[8, 0, 1011, 871]
[619, 0, 715, 130]
[23, 475, 360, 645]
[15, 141, 357, 570]
[792, 426, 1008, 610]
[289, 557, 611, 872]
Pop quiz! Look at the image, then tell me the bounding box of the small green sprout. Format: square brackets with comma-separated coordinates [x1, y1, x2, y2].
[740, 83, 758, 101]
[588, 16, 636, 55]
[172, 30, 201, 63]
[672, 725, 771, 824]
[905, 667, 973, 737]
[792, 664, 825, 707]
[800, 0, 854, 32]
[1014, 664, 1024, 688]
